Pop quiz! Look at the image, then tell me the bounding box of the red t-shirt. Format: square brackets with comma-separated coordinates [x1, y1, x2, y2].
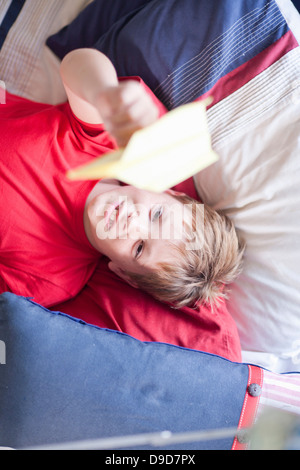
[0, 80, 166, 307]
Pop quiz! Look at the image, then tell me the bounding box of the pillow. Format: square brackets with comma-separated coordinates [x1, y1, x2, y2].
[0, 292, 251, 450]
[47, 0, 290, 110]
[52, 257, 242, 363]
[0, 0, 91, 104]
[46, 0, 154, 58]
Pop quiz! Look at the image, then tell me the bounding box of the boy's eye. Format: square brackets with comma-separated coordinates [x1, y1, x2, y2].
[135, 240, 144, 259]
[152, 206, 163, 222]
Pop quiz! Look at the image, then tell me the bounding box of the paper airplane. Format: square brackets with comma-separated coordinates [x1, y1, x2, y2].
[67, 98, 218, 192]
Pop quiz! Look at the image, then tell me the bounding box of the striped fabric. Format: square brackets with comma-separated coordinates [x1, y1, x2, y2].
[257, 370, 300, 418]
[0, 0, 67, 96]
[87, 0, 290, 110]
[232, 367, 300, 450]
[207, 43, 300, 149]
[0, 0, 26, 50]
[154, 1, 289, 109]
[0, 0, 90, 103]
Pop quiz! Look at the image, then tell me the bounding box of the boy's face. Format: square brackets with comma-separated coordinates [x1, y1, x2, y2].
[85, 184, 194, 282]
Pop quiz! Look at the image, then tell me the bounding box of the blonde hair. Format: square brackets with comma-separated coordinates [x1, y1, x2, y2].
[126, 194, 245, 309]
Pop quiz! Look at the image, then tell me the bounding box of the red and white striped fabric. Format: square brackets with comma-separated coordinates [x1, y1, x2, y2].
[258, 370, 300, 418]
[232, 366, 300, 450]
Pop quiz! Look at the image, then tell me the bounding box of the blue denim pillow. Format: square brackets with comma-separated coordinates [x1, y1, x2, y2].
[0, 292, 249, 450]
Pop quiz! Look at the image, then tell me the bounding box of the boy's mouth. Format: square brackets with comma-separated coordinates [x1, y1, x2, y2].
[104, 200, 125, 232]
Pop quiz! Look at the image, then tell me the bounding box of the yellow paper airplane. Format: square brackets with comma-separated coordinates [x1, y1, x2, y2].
[67, 99, 218, 192]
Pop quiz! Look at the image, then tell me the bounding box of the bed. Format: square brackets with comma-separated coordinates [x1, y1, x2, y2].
[1, 0, 300, 450]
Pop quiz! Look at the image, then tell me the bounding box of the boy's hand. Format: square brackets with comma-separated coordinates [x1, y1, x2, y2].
[96, 81, 159, 148]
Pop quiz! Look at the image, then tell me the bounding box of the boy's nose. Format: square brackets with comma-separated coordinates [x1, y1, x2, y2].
[119, 204, 150, 240]
[126, 208, 149, 239]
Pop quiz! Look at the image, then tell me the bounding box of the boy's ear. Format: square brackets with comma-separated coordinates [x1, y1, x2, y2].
[108, 261, 138, 289]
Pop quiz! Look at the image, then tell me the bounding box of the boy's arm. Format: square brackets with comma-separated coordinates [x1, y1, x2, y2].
[60, 48, 159, 147]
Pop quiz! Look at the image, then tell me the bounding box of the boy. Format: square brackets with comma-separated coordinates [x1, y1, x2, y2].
[0, 48, 244, 309]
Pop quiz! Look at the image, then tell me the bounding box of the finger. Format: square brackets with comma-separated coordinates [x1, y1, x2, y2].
[105, 102, 160, 147]
[98, 81, 144, 116]
[107, 97, 159, 127]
